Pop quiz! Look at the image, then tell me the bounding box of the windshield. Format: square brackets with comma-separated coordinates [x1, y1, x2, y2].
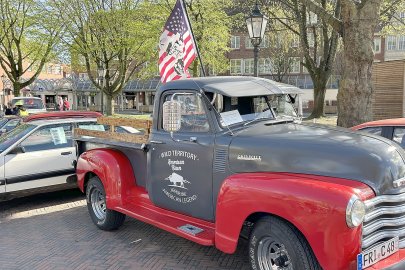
[12, 98, 45, 109]
[0, 124, 36, 153]
[211, 94, 298, 127]
[268, 94, 298, 119]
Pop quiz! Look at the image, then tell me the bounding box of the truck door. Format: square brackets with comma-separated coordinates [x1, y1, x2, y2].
[148, 91, 215, 221]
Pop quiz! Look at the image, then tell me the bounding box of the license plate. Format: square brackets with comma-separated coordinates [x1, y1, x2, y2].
[357, 236, 399, 269]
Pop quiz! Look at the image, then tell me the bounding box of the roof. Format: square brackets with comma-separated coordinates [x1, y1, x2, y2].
[351, 118, 405, 130]
[12, 97, 42, 100]
[24, 111, 102, 122]
[159, 76, 304, 97]
[28, 117, 98, 126]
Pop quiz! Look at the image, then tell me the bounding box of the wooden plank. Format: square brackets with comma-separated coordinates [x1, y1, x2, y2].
[96, 116, 152, 132]
[74, 128, 149, 144]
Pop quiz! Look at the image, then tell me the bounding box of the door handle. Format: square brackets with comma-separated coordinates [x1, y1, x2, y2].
[61, 151, 72, 156]
[150, 140, 165, 144]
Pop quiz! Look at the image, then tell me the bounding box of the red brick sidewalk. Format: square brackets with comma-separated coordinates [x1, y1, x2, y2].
[0, 190, 250, 270]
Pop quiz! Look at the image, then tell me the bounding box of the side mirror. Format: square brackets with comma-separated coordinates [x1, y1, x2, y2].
[9, 145, 25, 155]
[162, 100, 182, 133]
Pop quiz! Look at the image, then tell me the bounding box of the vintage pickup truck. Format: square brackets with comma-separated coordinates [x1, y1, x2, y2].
[75, 77, 405, 270]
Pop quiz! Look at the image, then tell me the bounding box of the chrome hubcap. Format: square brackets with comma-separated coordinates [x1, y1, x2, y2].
[91, 188, 106, 220]
[257, 237, 293, 270]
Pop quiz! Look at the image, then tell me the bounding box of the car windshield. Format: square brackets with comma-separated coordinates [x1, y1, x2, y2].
[0, 123, 36, 153]
[0, 118, 9, 128]
[210, 93, 297, 127]
[12, 98, 45, 109]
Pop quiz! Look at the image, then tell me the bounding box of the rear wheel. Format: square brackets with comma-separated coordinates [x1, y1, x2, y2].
[86, 176, 125, 230]
[249, 216, 321, 270]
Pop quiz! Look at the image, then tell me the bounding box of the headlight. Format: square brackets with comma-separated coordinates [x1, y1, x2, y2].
[346, 195, 366, 228]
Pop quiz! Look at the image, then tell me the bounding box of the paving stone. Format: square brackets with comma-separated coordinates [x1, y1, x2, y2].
[0, 190, 250, 270]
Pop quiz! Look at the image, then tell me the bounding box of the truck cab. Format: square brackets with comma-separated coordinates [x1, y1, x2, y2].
[75, 77, 405, 270]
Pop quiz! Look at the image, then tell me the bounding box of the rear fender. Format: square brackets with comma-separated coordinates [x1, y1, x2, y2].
[215, 172, 374, 270]
[76, 149, 136, 208]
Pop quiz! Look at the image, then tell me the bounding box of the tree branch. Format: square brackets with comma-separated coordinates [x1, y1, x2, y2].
[297, 0, 343, 35]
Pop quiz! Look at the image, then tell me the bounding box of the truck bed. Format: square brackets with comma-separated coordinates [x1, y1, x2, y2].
[74, 116, 152, 188]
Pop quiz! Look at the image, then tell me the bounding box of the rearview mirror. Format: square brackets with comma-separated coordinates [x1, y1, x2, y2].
[9, 145, 25, 155]
[162, 100, 182, 133]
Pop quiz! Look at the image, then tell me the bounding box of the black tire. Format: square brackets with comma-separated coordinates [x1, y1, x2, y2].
[86, 176, 126, 231]
[249, 216, 321, 270]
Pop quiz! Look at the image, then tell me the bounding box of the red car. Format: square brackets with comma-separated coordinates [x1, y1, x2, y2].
[351, 118, 405, 147]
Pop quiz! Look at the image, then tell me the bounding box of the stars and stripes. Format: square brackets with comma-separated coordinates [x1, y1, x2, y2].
[159, 0, 197, 83]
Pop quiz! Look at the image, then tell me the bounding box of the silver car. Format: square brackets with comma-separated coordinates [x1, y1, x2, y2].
[0, 117, 105, 200]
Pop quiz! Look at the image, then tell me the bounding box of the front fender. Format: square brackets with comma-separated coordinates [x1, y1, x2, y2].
[215, 172, 374, 270]
[76, 149, 136, 208]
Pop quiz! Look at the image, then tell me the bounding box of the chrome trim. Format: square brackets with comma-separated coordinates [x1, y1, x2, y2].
[393, 177, 405, 188]
[362, 227, 405, 249]
[363, 215, 405, 235]
[364, 204, 405, 222]
[346, 195, 364, 228]
[364, 193, 405, 208]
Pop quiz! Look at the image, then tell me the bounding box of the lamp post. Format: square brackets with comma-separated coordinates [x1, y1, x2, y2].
[1, 74, 6, 110]
[246, 0, 268, 77]
[97, 64, 105, 114]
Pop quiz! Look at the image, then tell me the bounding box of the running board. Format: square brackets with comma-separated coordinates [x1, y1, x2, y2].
[115, 192, 215, 246]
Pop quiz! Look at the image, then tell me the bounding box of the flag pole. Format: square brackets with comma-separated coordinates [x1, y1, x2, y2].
[181, 0, 206, 77]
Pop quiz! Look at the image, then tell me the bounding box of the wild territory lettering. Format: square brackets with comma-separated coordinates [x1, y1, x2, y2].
[160, 150, 198, 161]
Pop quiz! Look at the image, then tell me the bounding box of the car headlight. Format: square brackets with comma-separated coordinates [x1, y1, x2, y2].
[346, 195, 366, 228]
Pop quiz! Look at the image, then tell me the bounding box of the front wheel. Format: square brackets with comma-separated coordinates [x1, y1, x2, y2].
[249, 216, 321, 270]
[86, 176, 126, 230]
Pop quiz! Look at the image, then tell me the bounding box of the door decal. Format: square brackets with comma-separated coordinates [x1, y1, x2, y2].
[160, 150, 198, 204]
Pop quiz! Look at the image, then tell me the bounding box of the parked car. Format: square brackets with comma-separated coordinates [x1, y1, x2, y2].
[351, 118, 405, 147]
[11, 97, 47, 114]
[0, 116, 22, 135]
[0, 113, 106, 201]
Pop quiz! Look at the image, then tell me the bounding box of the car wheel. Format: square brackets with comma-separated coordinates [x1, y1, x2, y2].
[86, 176, 125, 230]
[249, 216, 321, 270]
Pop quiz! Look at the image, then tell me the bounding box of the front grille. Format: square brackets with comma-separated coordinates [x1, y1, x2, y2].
[362, 193, 405, 250]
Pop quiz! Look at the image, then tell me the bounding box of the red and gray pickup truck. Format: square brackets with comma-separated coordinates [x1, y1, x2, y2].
[74, 76, 405, 270]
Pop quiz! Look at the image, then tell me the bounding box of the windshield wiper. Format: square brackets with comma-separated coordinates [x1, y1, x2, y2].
[243, 117, 272, 126]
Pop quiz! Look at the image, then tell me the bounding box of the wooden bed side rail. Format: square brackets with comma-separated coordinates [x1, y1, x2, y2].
[74, 116, 152, 144]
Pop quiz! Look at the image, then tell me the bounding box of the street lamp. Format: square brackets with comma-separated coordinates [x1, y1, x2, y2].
[1, 74, 7, 110]
[246, 0, 268, 77]
[97, 64, 105, 114]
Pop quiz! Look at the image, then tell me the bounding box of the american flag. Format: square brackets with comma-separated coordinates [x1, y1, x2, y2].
[159, 0, 197, 83]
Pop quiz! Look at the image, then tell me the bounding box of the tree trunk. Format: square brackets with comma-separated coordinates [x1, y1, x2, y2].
[13, 82, 22, 97]
[337, 0, 382, 127]
[308, 79, 327, 119]
[105, 94, 114, 116]
[192, 61, 198, 77]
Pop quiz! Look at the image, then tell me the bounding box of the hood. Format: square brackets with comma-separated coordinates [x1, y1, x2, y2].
[228, 122, 405, 195]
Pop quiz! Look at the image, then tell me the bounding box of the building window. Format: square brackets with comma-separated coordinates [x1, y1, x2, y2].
[230, 36, 240, 49]
[373, 38, 381, 53]
[259, 35, 269, 48]
[47, 65, 53, 74]
[208, 66, 216, 76]
[398, 36, 405, 51]
[54, 65, 62, 75]
[291, 36, 300, 48]
[387, 36, 397, 51]
[307, 32, 315, 47]
[259, 58, 272, 74]
[289, 57, 301, 73]
[230, 59, 242, 74]
[244, 59, 254, 74]
[245, 37, 254, 49]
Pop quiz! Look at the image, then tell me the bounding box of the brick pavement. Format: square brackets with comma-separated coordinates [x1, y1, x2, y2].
[0, 190, 250, 270]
